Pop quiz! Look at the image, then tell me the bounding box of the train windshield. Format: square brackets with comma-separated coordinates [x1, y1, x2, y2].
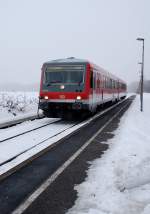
[44, 65, 85, 85]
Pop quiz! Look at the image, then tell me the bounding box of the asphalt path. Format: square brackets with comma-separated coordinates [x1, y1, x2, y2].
[0, 96, 135, 214]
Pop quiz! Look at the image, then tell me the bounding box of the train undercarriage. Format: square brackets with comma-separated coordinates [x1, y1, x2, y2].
[39, 96, 126, 120]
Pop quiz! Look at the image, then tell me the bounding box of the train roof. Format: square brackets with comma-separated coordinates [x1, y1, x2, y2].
[44, 57, 88, 64]
[91, 63, 126, 84]
[44, 57, 126, 84]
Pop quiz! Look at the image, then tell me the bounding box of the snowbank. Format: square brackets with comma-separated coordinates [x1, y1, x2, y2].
[0, 92, 38, 121]
[68, 94, 150, 214]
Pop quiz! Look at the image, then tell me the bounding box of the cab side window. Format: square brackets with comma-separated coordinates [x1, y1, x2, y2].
[93, 72, 96, 89]
[90, 70, 93, 88]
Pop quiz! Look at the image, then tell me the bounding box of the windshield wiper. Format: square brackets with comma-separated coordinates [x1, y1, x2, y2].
[50, 81, 62, 83]
[46, 81, 62, 86]
[46, 83, 51, 86]
[78, 80, 82, 86]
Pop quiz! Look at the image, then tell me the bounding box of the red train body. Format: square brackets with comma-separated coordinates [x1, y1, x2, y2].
[39, 58, 127, 118]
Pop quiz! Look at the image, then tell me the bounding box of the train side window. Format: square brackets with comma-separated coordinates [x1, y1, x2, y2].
[99, 74, 101, 88]
[109, 79, 111, 89]
[93, 73, 96, 89]
[94, 72, 97, 89]
[113, 80, 115, 89]
[101, 76, 103, 88]
[103, 76, 105, 88]
[109, 79, 112, 89]
[117, 82, 119, 89]
[106, 77, 109, 88]
[97, 74, 100, 88]
[97, 74, 99, 88]
[103, 76, 104, 88]
[104, 77, 106, 88]
[90, 70, 93, 88]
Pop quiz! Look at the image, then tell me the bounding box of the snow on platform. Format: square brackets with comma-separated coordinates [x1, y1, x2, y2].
[68, 93, 150, 214]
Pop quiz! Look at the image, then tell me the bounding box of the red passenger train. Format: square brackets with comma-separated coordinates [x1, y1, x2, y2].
[39, 57, 127, 118]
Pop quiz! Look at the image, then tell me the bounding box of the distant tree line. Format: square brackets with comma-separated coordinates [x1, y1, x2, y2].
[128, 80, 150, 93]
[144, 80, 150, 92]
[0, 83, 39, 91]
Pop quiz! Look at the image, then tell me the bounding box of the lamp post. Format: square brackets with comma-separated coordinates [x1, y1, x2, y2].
[138, 62, 142, 101]
[137, 37, 144, 112]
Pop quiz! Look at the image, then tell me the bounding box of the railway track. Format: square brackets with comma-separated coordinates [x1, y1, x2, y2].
[0, 121, 79, 166]
[0, 97, 131, 181]
[0, 118, 61, 143]
[0, 96, 135, 214]
[0, 119, 79, 173]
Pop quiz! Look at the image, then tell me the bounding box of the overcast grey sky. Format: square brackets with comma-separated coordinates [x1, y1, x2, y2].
[0, 0, 149, 86]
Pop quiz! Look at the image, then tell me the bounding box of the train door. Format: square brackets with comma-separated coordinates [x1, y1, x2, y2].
[102, 75, 105, 103]
[93, 71, 97, 111]
[90, 69, 96, 112]
[117, 81, 120, 100]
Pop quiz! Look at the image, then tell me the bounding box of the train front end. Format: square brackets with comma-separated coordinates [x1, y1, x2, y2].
[39, 59, 90, 118]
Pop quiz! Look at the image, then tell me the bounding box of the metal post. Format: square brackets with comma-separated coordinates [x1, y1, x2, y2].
[141, 40, 144, 112]
[137, 38, 145, 112]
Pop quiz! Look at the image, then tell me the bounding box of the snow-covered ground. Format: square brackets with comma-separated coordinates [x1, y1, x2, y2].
[0, 118, 79, 177]
[0, 97, 125, 178]
[0, 119, 74, 166]
[0, 92, 38, 122]
[68, 93, 150, 214]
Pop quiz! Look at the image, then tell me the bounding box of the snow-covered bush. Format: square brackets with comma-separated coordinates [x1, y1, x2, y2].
[0, 92, 38, 116]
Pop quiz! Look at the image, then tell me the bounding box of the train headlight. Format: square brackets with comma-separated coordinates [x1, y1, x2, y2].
[60, 85, 65, 90]
[44, 96, 49, 100]
[76, 95, 82, 100]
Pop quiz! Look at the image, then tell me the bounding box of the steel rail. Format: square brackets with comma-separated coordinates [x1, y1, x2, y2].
[0, 119, 61, 143]
[0, 121, 79, 167]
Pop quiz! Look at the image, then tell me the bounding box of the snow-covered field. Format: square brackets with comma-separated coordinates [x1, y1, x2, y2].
[0, 92, 38, 122]
[68, 93, 150, 214]
[1, 92, 150, 213]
